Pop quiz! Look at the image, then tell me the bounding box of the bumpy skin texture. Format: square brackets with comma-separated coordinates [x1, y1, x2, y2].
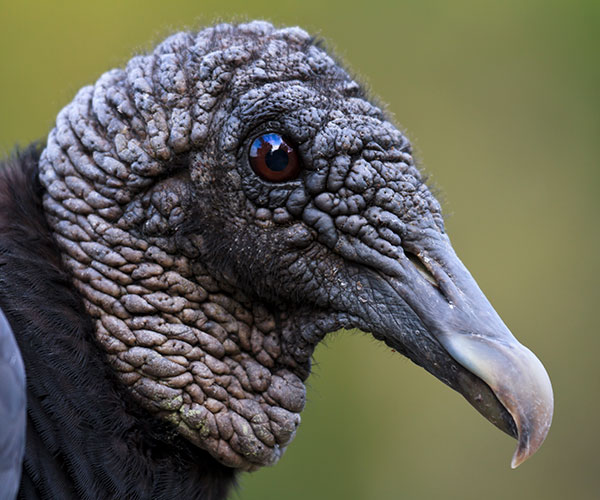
[0, 148, 236, 499]
[38, 22, 444, 470]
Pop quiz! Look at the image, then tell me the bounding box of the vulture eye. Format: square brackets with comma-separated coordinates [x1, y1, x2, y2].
[249, 133, 301, 182]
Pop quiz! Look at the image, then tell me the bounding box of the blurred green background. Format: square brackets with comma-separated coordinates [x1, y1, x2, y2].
[1, 1, 598, 499]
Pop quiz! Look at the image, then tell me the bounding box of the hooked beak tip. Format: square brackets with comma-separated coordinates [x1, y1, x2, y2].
[511, 449, 526, 469]
[511, 414, 550, 468]
[504, 344, 554, 469]
[441, 333, 554, 468]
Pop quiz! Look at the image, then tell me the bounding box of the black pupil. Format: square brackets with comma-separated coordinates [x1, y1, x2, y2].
[266, 148, 289, 171]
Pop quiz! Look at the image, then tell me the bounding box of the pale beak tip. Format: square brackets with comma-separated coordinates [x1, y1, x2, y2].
[441, 332, 554, 470]
[510, 435, 542, 468]
[510, 380, 554, 469]
[510, 448, 527, 469]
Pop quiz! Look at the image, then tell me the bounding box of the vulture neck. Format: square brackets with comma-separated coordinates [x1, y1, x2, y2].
[0, 146, 236, 499]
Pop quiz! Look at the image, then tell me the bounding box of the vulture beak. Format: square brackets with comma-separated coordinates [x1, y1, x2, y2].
[350, 227, 554, 467]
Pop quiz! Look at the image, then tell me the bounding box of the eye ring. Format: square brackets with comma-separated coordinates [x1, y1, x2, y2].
[249, 132, 301, 182]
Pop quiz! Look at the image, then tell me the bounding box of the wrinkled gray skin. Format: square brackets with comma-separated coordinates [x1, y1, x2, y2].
[38, 21, 552, 471]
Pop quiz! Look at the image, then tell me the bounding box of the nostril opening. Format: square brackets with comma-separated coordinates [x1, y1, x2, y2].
[405, 251, 438, 288]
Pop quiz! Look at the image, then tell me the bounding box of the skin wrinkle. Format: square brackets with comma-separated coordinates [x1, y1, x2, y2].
[38, 22, 443, 471]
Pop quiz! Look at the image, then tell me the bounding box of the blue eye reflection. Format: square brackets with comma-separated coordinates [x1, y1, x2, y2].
[248, 132, 301, 182]
[250, 133, 290, 172]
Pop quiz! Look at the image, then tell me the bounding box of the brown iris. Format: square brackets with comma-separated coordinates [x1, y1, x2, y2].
[249, 133, 301, 182]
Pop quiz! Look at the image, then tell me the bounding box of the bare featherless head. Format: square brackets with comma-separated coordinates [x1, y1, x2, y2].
[38, 21, 552, 471]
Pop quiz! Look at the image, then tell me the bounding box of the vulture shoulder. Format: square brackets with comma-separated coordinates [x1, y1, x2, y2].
[0, 302, 25, 500]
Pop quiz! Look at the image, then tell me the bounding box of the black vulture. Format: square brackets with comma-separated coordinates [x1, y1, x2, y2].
[0, 21, 553, 499]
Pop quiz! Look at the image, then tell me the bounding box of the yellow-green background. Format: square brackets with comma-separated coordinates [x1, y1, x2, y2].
[1, 1, 598, 499]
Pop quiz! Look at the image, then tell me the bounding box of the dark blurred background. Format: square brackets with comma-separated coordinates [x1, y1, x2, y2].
[1, 1, 598, 499]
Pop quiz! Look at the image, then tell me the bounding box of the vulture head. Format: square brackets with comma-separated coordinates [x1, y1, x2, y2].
[20, 21, 551, 478]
